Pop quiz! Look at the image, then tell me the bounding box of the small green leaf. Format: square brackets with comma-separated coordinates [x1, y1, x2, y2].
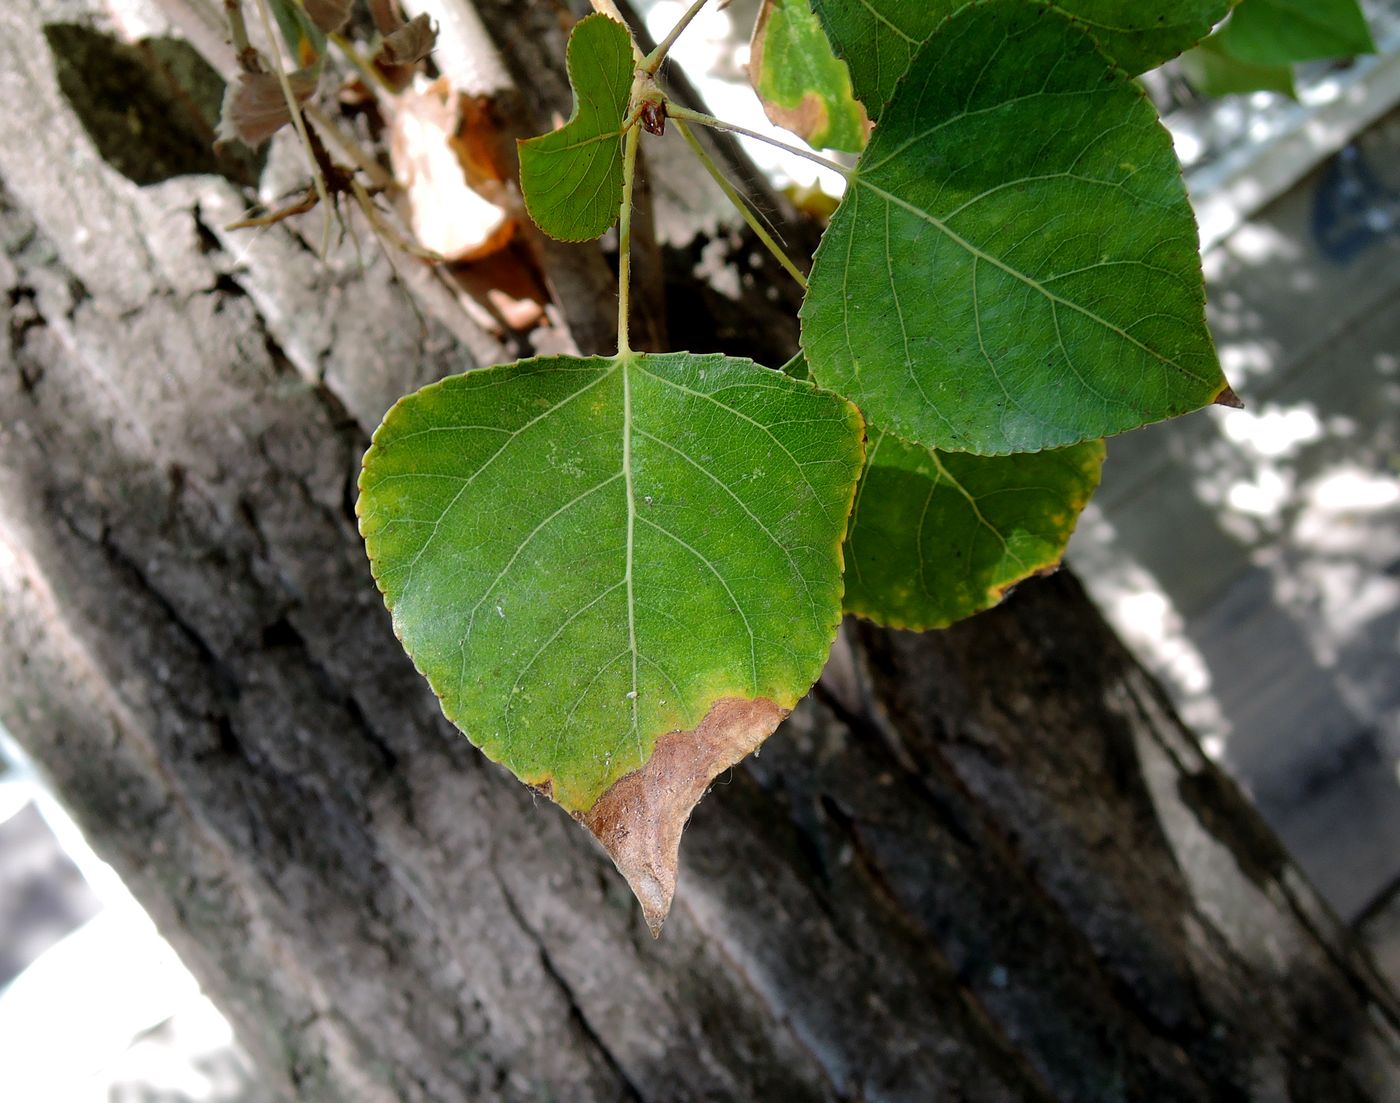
[359, 353, 864, 928]
[1180, 37, 1297, 98]
[517, 14, 634, 242]
[845, 430, 1104, 629]
[750, 0, 869, 153]
[811, 0, 1235, 115]
[1213, 0, 1375, 66]
[268, 0, 326, 67]
[801, 0, 1229, 456]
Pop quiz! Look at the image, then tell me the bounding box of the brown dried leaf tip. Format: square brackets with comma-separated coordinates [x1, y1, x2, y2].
[1213, 384, 1246, 409]
[580, 697, 787, 936]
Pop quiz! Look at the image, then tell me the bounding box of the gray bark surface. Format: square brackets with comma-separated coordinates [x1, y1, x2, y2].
[1, 1, 1397, 1100]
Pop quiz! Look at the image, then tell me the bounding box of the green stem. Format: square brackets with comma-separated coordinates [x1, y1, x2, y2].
[224, 0, 256, 69]
[616, 123, 641, 355]
[672, 118, 807, 290]
[666, 105, 853, 178]
[642, 0, 709, 74]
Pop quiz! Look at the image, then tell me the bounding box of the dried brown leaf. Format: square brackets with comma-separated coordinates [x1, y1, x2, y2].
[580, 697, 788, 936]
[303, 0, 354, 34]
[380, 13, 437, 65]
[368, 0, 402, 36]
[218, 69, 318, 148]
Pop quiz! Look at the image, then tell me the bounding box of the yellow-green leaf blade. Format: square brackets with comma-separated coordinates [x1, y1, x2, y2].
[750, 0, 869, 153]
[801, 0, 1229, 456]
[357, 353, 864, 816]
[517, 13, 634, 242]
[845, 430, 1104, 629]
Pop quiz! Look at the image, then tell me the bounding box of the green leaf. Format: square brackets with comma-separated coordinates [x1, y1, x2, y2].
[358, 352, 864, 928]
[1213, 0, 1374, 65]
[1180, 37, 1297, 98]
[268, 0, 326, 68]
[1050, 0, 1236, 73]
[807, 0, 943, 116]
[750, 0, 869, 153]
[517, 14, 634, 242]
[811, 0, 1235, 115]
[845, 430, 1104, 628]
[800, 0, 1229, 456]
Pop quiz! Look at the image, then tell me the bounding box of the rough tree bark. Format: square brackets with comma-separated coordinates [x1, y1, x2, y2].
[1, 1, 1398, 1100]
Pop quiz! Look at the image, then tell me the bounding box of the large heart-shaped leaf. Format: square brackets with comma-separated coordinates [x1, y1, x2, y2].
[1213, 0, 1374, 65]
[359, 353, 864, 929]
[811, 0, 1235, 115]
[517, 13, 634, 242]
[800, 0, 1230, 456]
[750, 0, 869, 153]
[845, 430, 1104, 628]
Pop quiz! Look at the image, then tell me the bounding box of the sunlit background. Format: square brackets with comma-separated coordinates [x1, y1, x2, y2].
[2, 0, 1399, 1098]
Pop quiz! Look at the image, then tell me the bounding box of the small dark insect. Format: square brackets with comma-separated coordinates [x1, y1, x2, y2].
[640, 99, 667, 136]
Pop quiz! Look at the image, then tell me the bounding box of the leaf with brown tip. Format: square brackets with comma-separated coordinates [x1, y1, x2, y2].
[358, 352, 864, 928]
[581, 697, 788, 935]
[750, 0, 869, 153]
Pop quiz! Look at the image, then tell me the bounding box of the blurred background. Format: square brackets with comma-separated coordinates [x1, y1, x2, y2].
[2, 0, 1398, 1098]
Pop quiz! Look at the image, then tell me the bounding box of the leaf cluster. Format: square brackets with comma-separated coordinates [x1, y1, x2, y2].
[353, 0, 1371, 927]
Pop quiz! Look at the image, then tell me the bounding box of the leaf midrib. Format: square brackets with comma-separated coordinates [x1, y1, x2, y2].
[621, 355, 641, 762]
[856, 179, 1210, 386]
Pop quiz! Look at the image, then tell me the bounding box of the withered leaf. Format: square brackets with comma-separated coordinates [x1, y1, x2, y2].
[380, 13, 438, 66]
[302, 0, 354, 35]
[368, 0, 402, 36]
[218, 68, 318, 148]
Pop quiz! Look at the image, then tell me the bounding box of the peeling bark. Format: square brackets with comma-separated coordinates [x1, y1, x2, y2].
[1, 1, 1397, 1101]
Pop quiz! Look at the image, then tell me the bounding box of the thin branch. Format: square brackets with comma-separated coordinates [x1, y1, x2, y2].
[224, 0, 257, 69]
[303, 104, 395, 192]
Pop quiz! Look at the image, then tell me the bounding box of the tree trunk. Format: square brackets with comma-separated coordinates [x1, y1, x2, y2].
[1, 1, 1397, 1100]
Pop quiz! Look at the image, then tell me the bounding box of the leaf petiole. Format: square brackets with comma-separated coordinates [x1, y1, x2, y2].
[616, 122, 642, 355]
[672, 117, 808, 290]
[666, 104, 853, 179]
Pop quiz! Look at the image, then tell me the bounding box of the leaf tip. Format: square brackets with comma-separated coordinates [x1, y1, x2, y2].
[579, 696, 789, 935]
[1212, 383, 1245, 409]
